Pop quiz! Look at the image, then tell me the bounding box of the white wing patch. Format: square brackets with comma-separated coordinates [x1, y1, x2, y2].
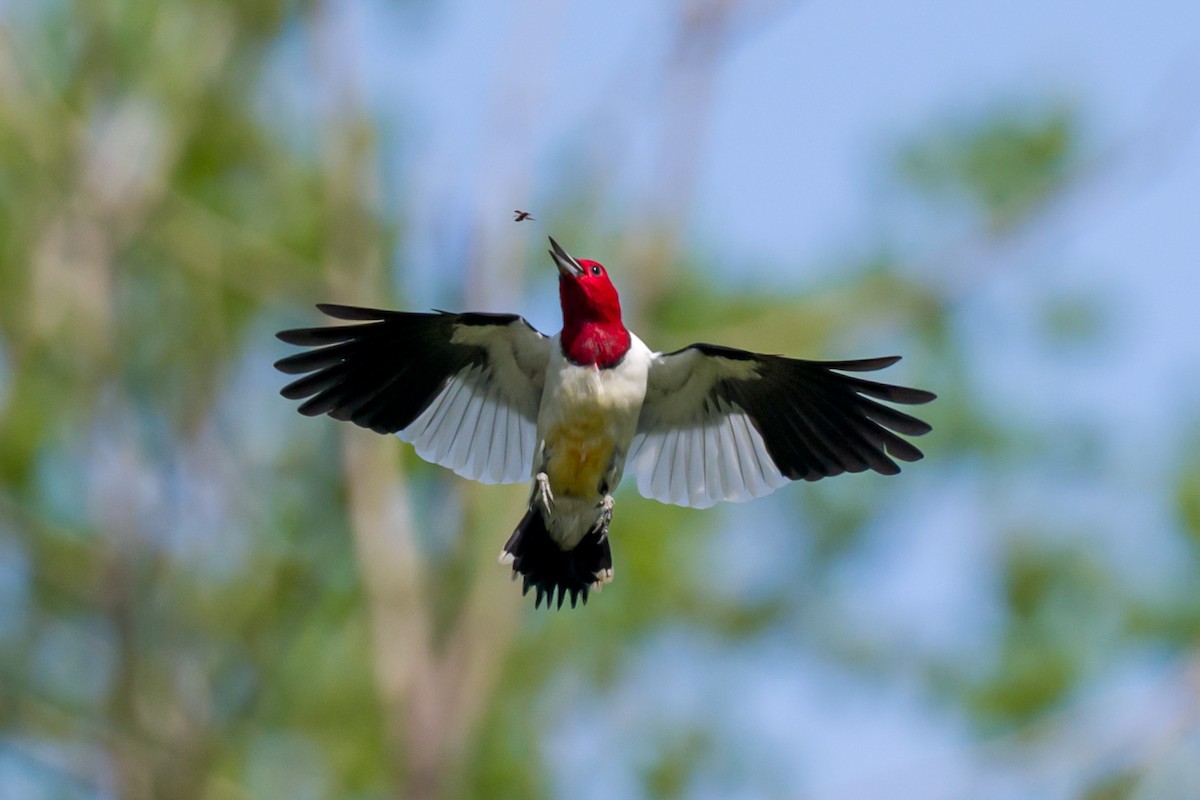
[398, 364, 535, 484]
[627, 397, 788, 509]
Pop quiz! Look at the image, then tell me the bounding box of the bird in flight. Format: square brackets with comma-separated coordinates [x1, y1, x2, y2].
[513, 210, 534, 222]
[275, 237, 935, 609]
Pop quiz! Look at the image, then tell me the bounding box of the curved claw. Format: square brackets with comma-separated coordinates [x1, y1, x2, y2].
[592, 494, 615, 541]
[534, 472, 554, 512]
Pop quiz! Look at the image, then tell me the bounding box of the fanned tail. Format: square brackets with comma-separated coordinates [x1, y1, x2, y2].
[501, 508, 612, 609]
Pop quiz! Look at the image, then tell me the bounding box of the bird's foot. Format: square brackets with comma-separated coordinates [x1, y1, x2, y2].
[592, 494, 615, 540]
[533, 472, 554, 512]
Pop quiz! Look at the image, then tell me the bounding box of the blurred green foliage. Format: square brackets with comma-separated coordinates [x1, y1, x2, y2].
[899, 104, 1078, 231]
[1176, 453, 1200, 550]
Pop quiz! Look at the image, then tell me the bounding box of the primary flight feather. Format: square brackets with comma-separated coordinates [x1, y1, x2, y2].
[275, 237, 936, 609]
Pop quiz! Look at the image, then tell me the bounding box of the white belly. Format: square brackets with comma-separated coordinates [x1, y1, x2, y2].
[542, 367, 639, 487]
[535, 334, 651, 546]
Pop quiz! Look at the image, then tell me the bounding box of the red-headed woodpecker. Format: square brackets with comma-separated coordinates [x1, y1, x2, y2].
[275, 238, 935, 609]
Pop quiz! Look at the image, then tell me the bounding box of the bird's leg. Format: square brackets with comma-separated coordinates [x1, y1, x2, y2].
[589, 483, 615, 542]
[588, 475, 617, 591]
[589, 462, 620, 539]
[598, 494, 615, 533]
[592, 501, 619, 594]
[532, 471, 554, 512]
[591, 498, 615, 591]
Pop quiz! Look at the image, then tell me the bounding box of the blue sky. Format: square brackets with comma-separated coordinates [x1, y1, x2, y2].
[320, 0, 1200, 271]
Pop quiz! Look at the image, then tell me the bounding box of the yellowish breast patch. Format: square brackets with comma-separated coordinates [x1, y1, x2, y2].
[545, 415, 614, 498]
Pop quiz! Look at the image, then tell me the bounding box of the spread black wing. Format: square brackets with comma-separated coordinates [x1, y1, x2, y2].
[275, 304, 551, 484]
[629, 343, 935, 508]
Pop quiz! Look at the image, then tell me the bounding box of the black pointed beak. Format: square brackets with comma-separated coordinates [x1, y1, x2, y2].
[548, 236, 584, 278]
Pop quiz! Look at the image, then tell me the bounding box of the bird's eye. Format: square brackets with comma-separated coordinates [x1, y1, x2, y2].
[590, 265, 602, 276]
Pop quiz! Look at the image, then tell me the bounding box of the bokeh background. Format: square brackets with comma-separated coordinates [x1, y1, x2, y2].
[2, 1, 1200, 798]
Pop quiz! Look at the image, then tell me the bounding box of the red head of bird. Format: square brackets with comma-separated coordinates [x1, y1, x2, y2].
[548, 237, 631, 368]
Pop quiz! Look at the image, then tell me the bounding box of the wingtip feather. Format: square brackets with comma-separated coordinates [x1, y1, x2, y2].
[316, 303, 388, 320]
[275, 328, 311, 345]
[279, 383, 309, 401]
[848, 355, 902, 371]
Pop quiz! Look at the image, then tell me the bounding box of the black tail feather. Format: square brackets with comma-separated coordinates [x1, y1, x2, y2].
[503, 508, 611, 609]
